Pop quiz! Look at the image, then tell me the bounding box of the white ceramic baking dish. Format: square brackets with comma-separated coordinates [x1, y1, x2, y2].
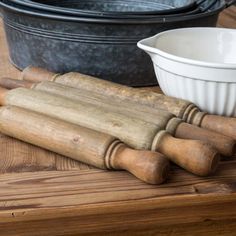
[138, 27, 236, 117]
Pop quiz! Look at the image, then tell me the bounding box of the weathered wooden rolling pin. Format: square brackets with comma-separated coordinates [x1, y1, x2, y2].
[0, 78, 235, 157]
[0, 105, 171, 184]
[0, 87, 220, 176]
[21, 67, 236, 140]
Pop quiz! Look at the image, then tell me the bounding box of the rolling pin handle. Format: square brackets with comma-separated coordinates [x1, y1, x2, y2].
[108, 142, 170, 185]
[155, 132, 220, 176]
[0, 77, 34, 89]
[175, 122, 236, 157]
[0, 87, 8, 105]
[201, 115, 236, 141]
[22, 66, 58, 82]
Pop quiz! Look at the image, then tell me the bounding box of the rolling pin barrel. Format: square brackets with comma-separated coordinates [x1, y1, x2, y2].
[0, 106, 170, 184]
[0, 87, 220, 176]
[21, 67, 236, 140]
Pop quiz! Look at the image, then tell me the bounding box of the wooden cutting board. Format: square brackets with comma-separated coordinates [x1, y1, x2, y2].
[0, 7, 236, 235]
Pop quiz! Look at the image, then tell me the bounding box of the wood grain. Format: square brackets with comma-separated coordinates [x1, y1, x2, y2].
[21, 52, 236, 139]
[0, 105, 170, 184]
[0, 6, 235, 235]
[1, 77, 235, 157]
[0, 87, 221, 176]
[0, 161, 235, 235]
[218, 5, 236, 28]
[23, 80, 235, 157]
[0, 133, 90, 173]
[0, 5, 235, 174]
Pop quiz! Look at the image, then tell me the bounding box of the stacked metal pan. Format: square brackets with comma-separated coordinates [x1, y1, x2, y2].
[0, 0, 235, 86]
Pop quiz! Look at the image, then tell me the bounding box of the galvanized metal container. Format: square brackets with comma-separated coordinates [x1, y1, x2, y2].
[0, 0, 230, 86]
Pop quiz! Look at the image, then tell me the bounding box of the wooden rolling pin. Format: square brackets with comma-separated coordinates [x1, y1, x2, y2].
[21, 67, 236, 140]
[0, 87, 220, 176]
[0, 105, 170, 184]
[0, 78, 235, 157]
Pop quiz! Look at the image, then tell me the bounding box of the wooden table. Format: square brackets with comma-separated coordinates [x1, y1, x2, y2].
[0, 7, 236, 236]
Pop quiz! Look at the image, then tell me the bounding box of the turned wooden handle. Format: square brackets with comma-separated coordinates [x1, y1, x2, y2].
[201, 115, 236, 141]
[0, 106, 169, 184]
[0, 77, 34, 89]
[175, 122, 236, 157]
[157, 133, 220, 176]
[22, 66, 58, 82]
[0, 87, 8, 105]
[112, 145, 170, 184]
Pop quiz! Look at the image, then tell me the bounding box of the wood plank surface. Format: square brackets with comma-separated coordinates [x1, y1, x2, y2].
[0, 5, 235, 235]
[0, 163, 236, 235]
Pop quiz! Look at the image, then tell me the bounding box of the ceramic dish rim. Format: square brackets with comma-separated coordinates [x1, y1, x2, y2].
[138, 27, 236, 69]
